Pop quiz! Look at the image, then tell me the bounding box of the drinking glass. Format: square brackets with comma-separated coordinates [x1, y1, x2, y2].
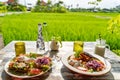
[73, 41, 84, 53]
[51, 54, 61, 76]
[94, 39, 110, 57]
[15, 42, 26, 56]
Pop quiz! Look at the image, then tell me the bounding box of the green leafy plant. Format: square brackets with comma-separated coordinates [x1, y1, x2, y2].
[74, 51, 81, 58]
[0, 2, 7, 13]
[107, 15, 120, 56]
[32, 0, 67, 13]
[7, 3, 26, 11]
[107, 15, 120, 35]
[112, 50, 120, 56]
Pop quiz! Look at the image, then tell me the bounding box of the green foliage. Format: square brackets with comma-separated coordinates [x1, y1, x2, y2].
[32, 5, 44, 12]
[32, 0, 67, 13]
[0, 2, 4, 6]
[51, 36, 62, 47]
[74, 51, 81, 58]
[107, 15, 120, 52]
[112, 50, 120, 56]
[97, 0, 102, 2]
[88, 0, 102, 5]
[108, 15, 120, 34]
[36, 0, 41, 5]
[114, 5, 120, 12]
[7, 0, 26, 12]
[53, 6, 67, 13]
[0, 2, 7, 13]
[0, 18, 2, 33]
[1, 12, 119, 50]
[7, 4, 26, 11]
[69, 7, 120, 13]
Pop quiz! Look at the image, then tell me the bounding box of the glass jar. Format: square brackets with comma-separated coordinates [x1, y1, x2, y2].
[94, 39, 110, 57]
[73, 41, 84, 53]
[15, 42, 26, 56]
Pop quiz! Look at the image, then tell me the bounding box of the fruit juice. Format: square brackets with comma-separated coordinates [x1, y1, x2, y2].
[73, 41, 84, 53]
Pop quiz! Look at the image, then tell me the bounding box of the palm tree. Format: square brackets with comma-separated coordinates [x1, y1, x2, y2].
[36, 0, 41, 5]
[14, 0, 18, 5]
[59, 1, 63, 4]
[76, 4, 79, 8]
[47, 0, 52, 6]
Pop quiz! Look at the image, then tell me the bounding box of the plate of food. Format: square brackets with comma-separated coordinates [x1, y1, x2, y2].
[4, 53, 52, 78]
[61, 52, 111, 76]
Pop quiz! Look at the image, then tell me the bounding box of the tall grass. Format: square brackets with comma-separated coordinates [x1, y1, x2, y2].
[0, 17, 3, 34]
[1, 12, 120, 50]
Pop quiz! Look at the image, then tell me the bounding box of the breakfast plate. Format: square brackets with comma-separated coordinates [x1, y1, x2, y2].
[61, 52, 111, 76]
[4, 53, 52, 78]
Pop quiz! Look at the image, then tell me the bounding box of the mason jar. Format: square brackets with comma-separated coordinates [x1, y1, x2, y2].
[15, 42, 26, 56]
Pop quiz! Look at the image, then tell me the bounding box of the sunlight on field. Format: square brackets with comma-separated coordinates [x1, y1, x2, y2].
[1, 12, 119, 49]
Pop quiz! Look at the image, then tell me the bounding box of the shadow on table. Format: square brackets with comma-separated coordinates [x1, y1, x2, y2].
[61, 65, 114, 80]
[1, 68, 52, 80]
[49, 50, 59, 58]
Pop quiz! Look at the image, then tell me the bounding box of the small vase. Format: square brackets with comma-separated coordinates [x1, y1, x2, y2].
[50, 40, 59, 51]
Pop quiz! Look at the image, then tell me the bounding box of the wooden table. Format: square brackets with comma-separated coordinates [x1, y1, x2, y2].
[0, 41, 120, 80]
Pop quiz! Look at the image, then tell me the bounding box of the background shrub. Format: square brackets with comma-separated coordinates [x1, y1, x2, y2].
[7, 4, 26, 11]
[0, 2, 7, 13]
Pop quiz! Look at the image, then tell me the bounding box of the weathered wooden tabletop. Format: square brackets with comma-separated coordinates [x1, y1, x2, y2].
[0, 41, 120, 80]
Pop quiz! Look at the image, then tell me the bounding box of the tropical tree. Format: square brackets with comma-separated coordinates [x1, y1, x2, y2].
[14, 0, 18, 4]
[46, 0, 52, 12]
[7, 0, 26, 11]
[76, 4, 79, 8]
[32, 0, 45, 12]
[53, 0, 67, 13]
[47, 0, 52, 6]
[32, 0, 67, 13]
[0, 2, 7, 13]
[36, 0, 41, 5]
[115, 5, 120, 12]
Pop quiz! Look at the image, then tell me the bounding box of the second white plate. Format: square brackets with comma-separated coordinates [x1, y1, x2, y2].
[61, 52, 111, 76]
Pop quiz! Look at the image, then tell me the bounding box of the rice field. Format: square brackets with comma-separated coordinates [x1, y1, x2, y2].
[0, 12, 120, 50]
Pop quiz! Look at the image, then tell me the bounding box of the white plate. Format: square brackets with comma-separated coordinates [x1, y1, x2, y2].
[61, 52, 111, 76]
[4, 61, 51, 78]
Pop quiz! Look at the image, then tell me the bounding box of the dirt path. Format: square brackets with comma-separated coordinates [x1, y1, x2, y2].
[0, 11, 30, 16]
[78, 13, 112, 19]
[0, 34, 4, 50]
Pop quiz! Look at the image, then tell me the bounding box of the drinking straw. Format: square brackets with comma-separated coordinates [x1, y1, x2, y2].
[99, 33, 101, 45]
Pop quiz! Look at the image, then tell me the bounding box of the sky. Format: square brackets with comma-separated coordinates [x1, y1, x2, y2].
[0, 0, 120, 9]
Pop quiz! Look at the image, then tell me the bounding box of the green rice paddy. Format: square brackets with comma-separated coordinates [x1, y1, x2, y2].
[0, 12, 119, 50]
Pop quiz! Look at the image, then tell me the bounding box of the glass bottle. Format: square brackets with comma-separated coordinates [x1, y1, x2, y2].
[36, 23, 45, 54]
[43, 22, 49, 51]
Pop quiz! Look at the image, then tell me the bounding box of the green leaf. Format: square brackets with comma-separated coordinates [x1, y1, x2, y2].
[97, 0, 102, 2]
